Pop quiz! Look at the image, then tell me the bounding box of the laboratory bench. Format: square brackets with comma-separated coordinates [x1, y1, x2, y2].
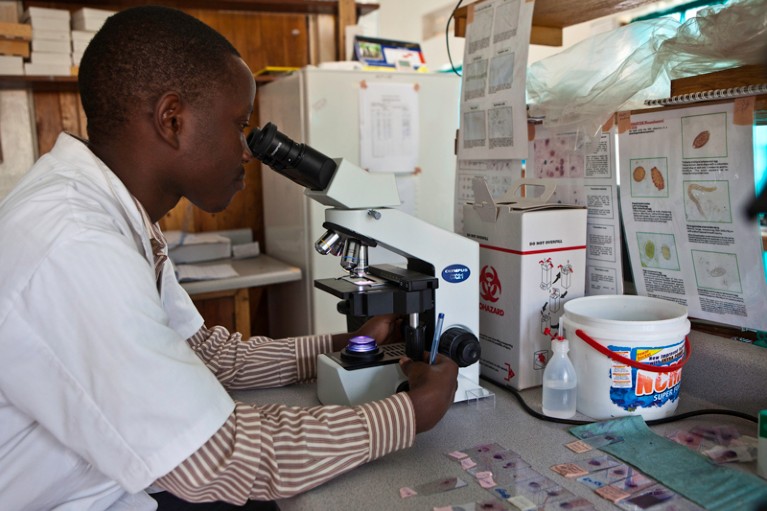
[230, 329, 767, 511]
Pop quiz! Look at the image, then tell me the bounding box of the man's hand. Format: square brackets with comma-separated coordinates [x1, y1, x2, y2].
[331, 314, 404, 351]
[400, 353, 459, 433]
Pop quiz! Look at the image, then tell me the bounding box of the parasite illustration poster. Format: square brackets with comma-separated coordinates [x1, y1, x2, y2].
[526, 124, 624, 296]
[618, 100, 767, 330]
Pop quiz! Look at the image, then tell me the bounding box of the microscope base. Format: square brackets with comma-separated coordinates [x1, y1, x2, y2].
[316, 353, 485, 406]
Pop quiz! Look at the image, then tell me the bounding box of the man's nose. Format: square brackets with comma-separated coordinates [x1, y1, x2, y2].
[241, 132, 254, 164]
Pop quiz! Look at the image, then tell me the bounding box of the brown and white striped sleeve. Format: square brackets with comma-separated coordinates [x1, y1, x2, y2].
[154, 392, 415, 502]
[185, 324, 332, 389]
[153, 325, 416, 503]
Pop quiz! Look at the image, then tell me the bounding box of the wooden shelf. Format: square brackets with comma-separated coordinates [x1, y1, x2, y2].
[453, 0, 659, 46]
[24, 0, 379, 18]
[0, 71, 291, 91]
[670, 64, 767, 125]
[670, 64, 767, 96]
[0, 75, 78, 91]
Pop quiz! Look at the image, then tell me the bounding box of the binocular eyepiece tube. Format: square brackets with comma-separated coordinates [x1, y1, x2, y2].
[246, 122, 337, 191]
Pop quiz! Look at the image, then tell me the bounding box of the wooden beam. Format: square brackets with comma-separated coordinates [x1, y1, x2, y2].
[453, 16, 561, 46]
[453, 0, 658, 45]
[530, 25, 561, 47]
[670, 65, 767, 96]
[337, 0, 356, 61]
[0, 75, 78, 91]
[24, 0, 379, 17]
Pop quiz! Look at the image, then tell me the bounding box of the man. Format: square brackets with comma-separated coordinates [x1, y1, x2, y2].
[0, 6, 459, 510]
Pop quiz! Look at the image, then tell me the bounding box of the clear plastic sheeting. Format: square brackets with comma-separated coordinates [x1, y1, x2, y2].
[527, 18, 679, 142]
[656, 0, 767, 80]
[526, 0, 767, 141]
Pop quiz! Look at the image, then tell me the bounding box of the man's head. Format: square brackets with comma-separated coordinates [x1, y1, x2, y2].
[78, 6, 256, 216]
[79, 6, 241, 145]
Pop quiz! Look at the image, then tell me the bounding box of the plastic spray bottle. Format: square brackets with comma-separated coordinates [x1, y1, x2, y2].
[542, 335, 577, 419]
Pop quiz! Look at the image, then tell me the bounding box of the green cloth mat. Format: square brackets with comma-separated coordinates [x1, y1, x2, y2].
[570, 416, 767, 511]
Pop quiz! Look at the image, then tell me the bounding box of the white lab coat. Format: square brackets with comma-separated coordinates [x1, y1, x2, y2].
[0, 133, 234, 510]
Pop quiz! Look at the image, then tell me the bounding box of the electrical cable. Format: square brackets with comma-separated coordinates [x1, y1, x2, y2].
[445, 0, 464, 76]
[505, 385, 758, 426]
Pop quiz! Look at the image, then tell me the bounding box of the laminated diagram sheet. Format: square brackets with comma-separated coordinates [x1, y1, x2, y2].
[454, 0, 534, 232]
[617, 100, 767, 330]
[526, 124, 624, 296]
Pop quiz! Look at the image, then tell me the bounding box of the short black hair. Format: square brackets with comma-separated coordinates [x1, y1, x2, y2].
[78, 5, 241, 143]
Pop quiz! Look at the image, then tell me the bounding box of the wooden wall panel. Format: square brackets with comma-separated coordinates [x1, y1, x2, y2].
[32, 92, 63, 155]
[33, 91, 85, 155]
[173, 9, 310, 337]
[160, 9, 310, 247]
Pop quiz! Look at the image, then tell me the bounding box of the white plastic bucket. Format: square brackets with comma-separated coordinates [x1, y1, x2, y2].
[562, 295, 691, 420]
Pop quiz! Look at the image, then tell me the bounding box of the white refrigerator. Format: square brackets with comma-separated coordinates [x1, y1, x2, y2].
[258, 67, 461, 337]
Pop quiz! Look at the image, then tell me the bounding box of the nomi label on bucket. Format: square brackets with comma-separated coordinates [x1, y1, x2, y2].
[607, 340, 685, 411]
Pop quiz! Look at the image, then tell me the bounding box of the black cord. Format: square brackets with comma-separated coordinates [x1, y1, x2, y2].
[506, 386, 758, 426]
[445, 0, 464, 76]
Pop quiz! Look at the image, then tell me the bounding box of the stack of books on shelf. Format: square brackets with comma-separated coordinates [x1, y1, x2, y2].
[9, 6, 117, 78]
[0, 21, 32, 75]
[21, 6, 72, 76]
[71, 8, 116, 68]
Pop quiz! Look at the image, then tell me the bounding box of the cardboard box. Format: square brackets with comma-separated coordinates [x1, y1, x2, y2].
[72, 8, 116, 32]
[0, 55, 23, 75]
[21, 6, 71, 22]
[31, 51, 72, 65]
[463, 178, 587, 390]
[30, 38, 69, 54]
[32, 28, 71, 42]
[0, 22, 32, 41]
[0, 39, 30, 58]
[24, 62, 71, 76]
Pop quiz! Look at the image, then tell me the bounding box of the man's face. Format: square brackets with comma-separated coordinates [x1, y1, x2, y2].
[177, 57, 256, 213]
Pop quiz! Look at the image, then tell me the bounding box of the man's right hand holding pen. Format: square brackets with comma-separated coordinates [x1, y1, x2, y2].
[399, 352, 459, 434]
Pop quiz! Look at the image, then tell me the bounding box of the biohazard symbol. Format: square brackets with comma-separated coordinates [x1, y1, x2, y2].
[480, 265, 501, 303]
[504, 363, 515, 382]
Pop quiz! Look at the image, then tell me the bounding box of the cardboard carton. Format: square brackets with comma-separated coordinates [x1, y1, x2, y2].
[0, 39, 30, 58]
[0, 22, 32, 41]
[463, 178, 587, 390]
[24, 62, 71, 76]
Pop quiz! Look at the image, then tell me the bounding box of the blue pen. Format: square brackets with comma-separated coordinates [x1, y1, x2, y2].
[429, 313, 444, 365]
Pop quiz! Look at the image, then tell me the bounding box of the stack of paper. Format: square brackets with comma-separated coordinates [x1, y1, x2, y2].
[21, 6, 71, 76]
[70, 8, 115, 68]
[71, 8, 114, 32]
[70, 30, 93, 67]
[165, 231, 232, 264]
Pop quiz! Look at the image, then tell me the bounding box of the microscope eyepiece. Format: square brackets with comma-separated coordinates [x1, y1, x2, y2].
[247, 122, 337, 191]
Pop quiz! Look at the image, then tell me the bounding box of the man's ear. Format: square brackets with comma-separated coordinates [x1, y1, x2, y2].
[155, 92, 183, 149]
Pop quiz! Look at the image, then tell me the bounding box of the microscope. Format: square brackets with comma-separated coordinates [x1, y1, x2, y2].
[247, 123, 483, 406]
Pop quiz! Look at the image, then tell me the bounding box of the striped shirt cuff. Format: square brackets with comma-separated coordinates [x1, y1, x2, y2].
[294, 334, 333, 381]
[156, 393, 415, 502]
[356, 392, 416, 461]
